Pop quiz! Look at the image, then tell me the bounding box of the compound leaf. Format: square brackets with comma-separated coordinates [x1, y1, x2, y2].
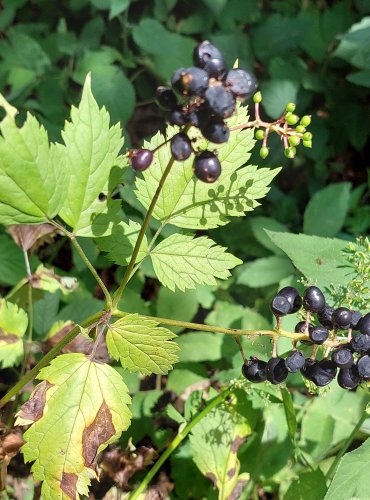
[135, 106, 280, 229]
[151, 234, 242, 291]
[16, 353, 131, 499]
[107, 313, 179, 375]
[0, 299, 28, 368]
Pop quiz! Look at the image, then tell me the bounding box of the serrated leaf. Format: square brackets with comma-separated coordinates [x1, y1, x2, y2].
[0, 96, 67, 224]
[0, 299, 28, 368]
[135, 107, 280, 229]
[107, 314, 179, 375]
[16, 353, 131, 499]
[151, 234, 242, 292]
[96, 219, 148, 265]
[59, 74, 125, 235]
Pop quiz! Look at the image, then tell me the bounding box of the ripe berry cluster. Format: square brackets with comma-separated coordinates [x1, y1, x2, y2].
[129, 40, 257, 183]
[242, 285, 370, 390]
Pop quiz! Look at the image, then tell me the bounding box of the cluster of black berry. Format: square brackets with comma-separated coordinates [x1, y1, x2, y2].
[242, 285, 370, 390]
[129, 40, 257, 183]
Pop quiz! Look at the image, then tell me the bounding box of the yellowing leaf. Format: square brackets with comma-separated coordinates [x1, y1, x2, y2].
[16, 353, 131, 499]
[0, 299, 28, 368]
[107, 314, 179, 375]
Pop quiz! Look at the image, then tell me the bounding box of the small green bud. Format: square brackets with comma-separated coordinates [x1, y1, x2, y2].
[288, 135, 301, 147]
[259, 146, 269, 159]
[300, 115, 311, 127]
[286, 113, 299, 126]
[285, 102, 296, 113]
[295, 125, 306, 134]
[303, 140, 312, 148]
[303, 131, 312, 141]
[255, 129, 264, 140]
[284, 146, 296, 159]
[253, 91, 262, 103]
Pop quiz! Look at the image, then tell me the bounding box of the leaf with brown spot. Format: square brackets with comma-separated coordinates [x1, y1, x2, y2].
[0, 299, 28, 368]
[15, 381, 53, 425]
[7, 223, 60, 253]
[31, 265, 78, 294]
[15, 353, 131, 499]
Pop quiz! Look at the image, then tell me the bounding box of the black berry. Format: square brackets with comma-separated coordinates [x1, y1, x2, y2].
[156, 86, 177, 110]
[309, 326, 329, 345]
[303, 286, 326, 313]
[193, 151, 221, 183]
[359, 313, 370, 335]
[295, 321, 313, 334]
[271, 295, 291, 316]
[338, 366, 360, 390]
[318, 306, 334, 329]
[204, 86, 235, 118]
[171, 67, 209, 96]
[266, 357, 289, 384]
[242, 358, 267, 383]
[277, 286, 302, 314]
[285, 350, 306, 372]
[357, 355, 370, 379]
[201, 119, 230, 144]
[169, 107, 188, 126]
[331, 348, 354, 369]
[309, 360, 337, 387]
[130, 149, 153, 171]
[332, 307, 352, 330]
[193, 41, 225, 78]
[224, 69, 257, 99]
[300, 358, 317, 381]
[170, 133, 193, 161]
[350, 310, 362, 330]
[350, 333, 370, 353]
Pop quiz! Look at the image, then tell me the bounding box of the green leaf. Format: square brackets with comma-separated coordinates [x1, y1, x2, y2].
[303, 183, 351, 237]
[151, 234, 242, 292]
[237, 256, 294, 287]
[283, 469, 327, 500]
[108, 0, 130, 19]
[59, 74, 125, 235]
[347, 69, 370, 87]
[156, 287, 199, 333]
[266, 231, 355, 288]
[333, 17, 370, 69]
[177, 332, 224, 363]
[0, 299, 27, 367]
[0, 234, 38, 286]
[107, 313, 179, 375]
[280, 387, 297, 446]
[0, 96, 67, 224]
[135, 108, 280, 229]
[166, 403, 186, 424]
[250, 216, 287, 255]
[16, 353, 131, 499]
[260, 80, 299, 119]
[325, 438, 370, 500]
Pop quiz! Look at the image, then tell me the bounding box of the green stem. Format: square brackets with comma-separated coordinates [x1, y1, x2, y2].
[129, 385, 233, 500]
[0, 311, 104, 409]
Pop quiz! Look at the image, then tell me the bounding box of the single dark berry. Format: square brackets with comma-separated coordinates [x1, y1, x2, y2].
[171, 67, 209, 96]
[318, 306, 334, 329]
[130, 149, 153, 172]
[309, 360, 337, 387]
[300, 358, 317, 381]
[224, 69, 257, 99]
[193, 151, 221, 183]
[204, 86, 235, 118]
[169, 107, 188, 126]
[309, 326, 329, 345]
[285, 350, 306, 373]
[193, 41, 225, 77]
[302, 286, 326, 313]
[331, 348, 354, 369]
[188, 105, 209, 128]
[338, 366, 360, 390]
[277, 286, 302, 314]
[242, 358, 267, 383]
[350, 310, 362, 330]
[271, 295, 291, 316]
[266, 357, 289, 384]
[359, 313, 370, 335]
[295, 321, 313, 334]
[332, 307, 352, 330]
[170, 133, 193, 161]
[350, 333, 370, 353]
[357, 355, 370, 379]
[155, 86, 177, 110]
[201, 119, 230, 144]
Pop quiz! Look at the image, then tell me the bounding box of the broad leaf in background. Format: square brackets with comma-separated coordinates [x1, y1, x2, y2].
[283, 469, 327, 500]
[266, 231, 354, 288]
[237, 255, 294, 287]
[250, 216, 287, 255]
[0, 95, 67, 224]
[107, 314, 179, 375]
[59, 74, 125, 236]
[0, 234, 38, 286]
[135, 108, 280, 229]
[0, 299, 27, 368]
[151, 234, 242, 292]
[303, 182, 351, 237]
[16, 353, 131, 499]
[176, 332, 223, 363]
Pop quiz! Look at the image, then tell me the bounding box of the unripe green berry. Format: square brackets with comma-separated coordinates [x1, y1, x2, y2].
[284, 146, 296, 159]
[303, 131, 312, 141]
[303, 140, 312, 148]
[288, 135, 301, 147]
[286, 113, 299, 126]
[260, 146, 269, 159]
[295, 125, 306, 134]
[300, 115, 311, 127]
[285, 102, 296, 113]
[255, 129, 264, 140]
[253, 91, 262, 103]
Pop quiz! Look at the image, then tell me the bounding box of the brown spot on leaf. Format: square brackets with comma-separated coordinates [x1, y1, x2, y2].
[316, 257, 324, 265]
[0, 328, 19, 343]
[60, 472, 78, 500]
[16, 381, 53, 424]
[227, 467, 236, 479]
[205, 472, 217, 486]
[7, 224, 60, 253]
[82, 401, 115, 472]
[228, 477, 249, 500]
[231, 435, 245, 454]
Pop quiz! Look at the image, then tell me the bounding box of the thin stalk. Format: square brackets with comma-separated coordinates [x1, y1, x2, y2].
[129, 385, 233, 500]
[0, 311, 104, 409]
[234, 336, 248, 364]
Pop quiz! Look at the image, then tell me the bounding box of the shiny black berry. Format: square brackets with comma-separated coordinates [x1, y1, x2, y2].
[295, 321, 313, 334]
[338, 366, 360, 390]
[309, 360, 337, 387]
[285, 350, 306, 373]
[201, 119, 230, 144]
[130, 149, 153, 171]
[359, 313, 370, 335]
[318, 306, 334, 329]
[204, 86, 235, 118]
[193, 151, 221, 183]
[193, 41, 225, 77]
[303, 286, 326, 313]
[350, 310, 362, 330]
[242, 358, 267, 383]
[224, 69, 257, 99]
[171, 67, 209, 96]
[277, 286, 302, 314]
[350, 333, 370, 353]
[357, 355, 370, 379]
[169, 107, 188, 126]
[309, 326, 329, 345]
[266, 357, 289, 384]
[301, 358, 317, 380]
[156, 86, 177, 110]
[333, 307, 352, 330]
[271, 295, 291, 316]
[331, 348, 354, 369]
[170, 133, 193, 161]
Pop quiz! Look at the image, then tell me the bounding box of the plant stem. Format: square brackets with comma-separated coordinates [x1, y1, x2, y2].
[129, 385, 233, 499]
[0, 311, 104, 409]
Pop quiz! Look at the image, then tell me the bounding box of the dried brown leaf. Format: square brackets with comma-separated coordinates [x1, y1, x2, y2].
[7, 223, 59, 252]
